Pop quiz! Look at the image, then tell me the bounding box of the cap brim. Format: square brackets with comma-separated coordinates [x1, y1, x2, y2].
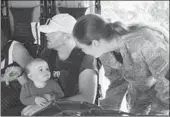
[38, 24, 58, 33]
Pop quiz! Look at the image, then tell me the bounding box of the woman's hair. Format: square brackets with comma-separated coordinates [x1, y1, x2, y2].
[73, 14, 131, 45]
[73, 14, 169, 45]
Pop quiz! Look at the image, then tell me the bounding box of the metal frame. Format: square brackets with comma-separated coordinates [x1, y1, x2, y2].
[1, 0, 11, 39]
[95, 0, 101, 14]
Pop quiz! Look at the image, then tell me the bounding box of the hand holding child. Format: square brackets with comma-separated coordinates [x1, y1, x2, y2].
[35, 96, 48, 107]
[44, 94, 55, 102]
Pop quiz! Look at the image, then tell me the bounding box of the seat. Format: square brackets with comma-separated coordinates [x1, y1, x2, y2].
[1, 1, 42, 57]
[6, 1, 40, 44]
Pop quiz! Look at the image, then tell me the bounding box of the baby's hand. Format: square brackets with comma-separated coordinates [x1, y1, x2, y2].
[44, 94, 55, 102]
[35, 96, 48, 107]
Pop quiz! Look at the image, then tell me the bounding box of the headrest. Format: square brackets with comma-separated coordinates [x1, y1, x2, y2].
[8, 1, 40, 8]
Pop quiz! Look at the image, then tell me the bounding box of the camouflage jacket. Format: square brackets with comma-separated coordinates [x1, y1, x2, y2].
[119, 27, 169, 115]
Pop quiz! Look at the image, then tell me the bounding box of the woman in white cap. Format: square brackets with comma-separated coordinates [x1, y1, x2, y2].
[38, 13, 110, 105]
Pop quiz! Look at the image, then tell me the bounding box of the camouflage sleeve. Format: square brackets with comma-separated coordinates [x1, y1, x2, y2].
[154, 78, 169, 104]
[141, 40, 169, 79]
[150, 78, 169, 115]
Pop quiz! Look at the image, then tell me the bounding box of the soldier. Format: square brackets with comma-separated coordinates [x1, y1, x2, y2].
[73, 14, 169, 115]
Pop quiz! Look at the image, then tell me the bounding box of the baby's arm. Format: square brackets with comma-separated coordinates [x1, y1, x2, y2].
[20, 83, 37, 105]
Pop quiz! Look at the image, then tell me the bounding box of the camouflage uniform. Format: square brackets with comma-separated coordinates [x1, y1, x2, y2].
[120, 27, 169, 115]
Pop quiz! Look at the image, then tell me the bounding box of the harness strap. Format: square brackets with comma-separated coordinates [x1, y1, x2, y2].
[95, 58, 102, 106]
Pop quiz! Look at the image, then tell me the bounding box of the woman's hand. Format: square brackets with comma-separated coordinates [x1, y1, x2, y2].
[1, 66, 22, 85]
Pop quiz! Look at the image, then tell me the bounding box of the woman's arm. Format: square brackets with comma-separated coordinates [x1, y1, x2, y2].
[140, 32, 169, 110]
[12, 42, 33, 85]
[141, 41, 169, 80]
[140, 29, 169, 80]
[66, 69, 98, 103]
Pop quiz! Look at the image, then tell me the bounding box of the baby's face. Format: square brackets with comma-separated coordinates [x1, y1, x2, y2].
[29, 61, 51, 82]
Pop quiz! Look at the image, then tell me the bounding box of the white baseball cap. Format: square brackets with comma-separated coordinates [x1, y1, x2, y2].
[38, 13, 76, 34]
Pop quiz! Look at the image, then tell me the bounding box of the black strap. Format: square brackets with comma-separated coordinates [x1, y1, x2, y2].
[112, 51, 123, 64]
[95, 58, 102, 106]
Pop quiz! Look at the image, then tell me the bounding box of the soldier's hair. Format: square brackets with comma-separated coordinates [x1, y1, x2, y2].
[73, 14, 169, 45]
[73, 14, 130, 45]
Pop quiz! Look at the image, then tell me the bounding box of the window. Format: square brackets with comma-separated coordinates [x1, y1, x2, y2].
[101, 1, 169, 31]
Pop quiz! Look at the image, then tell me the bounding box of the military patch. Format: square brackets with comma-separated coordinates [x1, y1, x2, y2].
[141, 44, 160, 63]
[156, 47, 168, 60]
[150, 56, 167, 75]
[145, 50, 158, 61]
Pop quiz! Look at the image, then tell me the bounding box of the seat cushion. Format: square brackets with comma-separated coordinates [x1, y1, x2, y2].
[1, 81, 22, 113]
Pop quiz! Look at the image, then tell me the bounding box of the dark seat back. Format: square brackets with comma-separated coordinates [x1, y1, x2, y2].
[7, 1, 40, 43]
[1, 1, 41, 57]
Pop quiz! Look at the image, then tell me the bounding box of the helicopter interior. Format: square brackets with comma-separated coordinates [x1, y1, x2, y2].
[1, 0, 169, 116]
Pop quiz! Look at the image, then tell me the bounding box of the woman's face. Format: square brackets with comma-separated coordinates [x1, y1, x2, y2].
[75, 39, 108, 58]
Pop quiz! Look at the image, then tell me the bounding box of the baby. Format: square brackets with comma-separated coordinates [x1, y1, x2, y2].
[20, 58, 64, 107]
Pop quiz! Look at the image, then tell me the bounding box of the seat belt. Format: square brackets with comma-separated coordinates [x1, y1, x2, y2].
[95, 58, 102, 106]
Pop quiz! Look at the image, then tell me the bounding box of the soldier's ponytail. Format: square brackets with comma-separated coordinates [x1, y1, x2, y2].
[73, 14, 130, 45]
[105, 21, 129, 38]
